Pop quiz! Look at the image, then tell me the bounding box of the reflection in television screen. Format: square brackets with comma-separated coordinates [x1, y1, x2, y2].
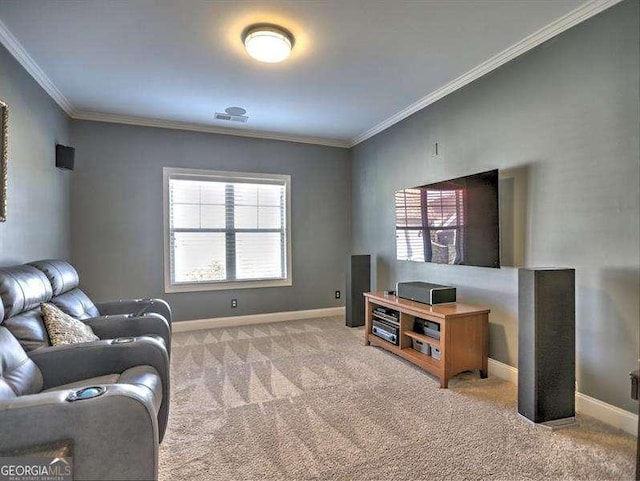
[395, 169, 500, 268]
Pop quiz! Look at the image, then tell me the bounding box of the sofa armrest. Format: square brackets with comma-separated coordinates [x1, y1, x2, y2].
[29, 337, 168, 391]
[84, 313, 171, 355]
[95, 298, 172, 325]
[28, 336, 171, 443]
[0, 386, 158, 480]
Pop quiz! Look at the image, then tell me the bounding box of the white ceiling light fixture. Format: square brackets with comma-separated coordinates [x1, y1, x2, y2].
[242, 24, 294, 64]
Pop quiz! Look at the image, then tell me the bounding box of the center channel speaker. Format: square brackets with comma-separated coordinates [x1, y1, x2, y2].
[346, 255, 371, 328]
[518, 268, 575, 427]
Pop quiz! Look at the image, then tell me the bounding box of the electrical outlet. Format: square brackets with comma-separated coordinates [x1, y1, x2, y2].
[335, 290, 341, 299]
[231, 299, 238, 308]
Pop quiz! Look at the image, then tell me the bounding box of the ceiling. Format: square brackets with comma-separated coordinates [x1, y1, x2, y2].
[0, 0, 616, 147]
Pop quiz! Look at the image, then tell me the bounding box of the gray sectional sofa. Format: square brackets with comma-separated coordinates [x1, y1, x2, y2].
[0, 260, 173, 480]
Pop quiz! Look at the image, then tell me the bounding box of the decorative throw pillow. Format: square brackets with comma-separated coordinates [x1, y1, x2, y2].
[41, 302, 99, 346]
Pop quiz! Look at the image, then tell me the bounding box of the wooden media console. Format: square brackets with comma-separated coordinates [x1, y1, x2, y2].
[364, 292, 490, 388]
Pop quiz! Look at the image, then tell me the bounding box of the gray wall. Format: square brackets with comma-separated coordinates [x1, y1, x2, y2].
[0, 44, 71, 265]
[70, 121, 350, 322]
[350, 0, 639, 412]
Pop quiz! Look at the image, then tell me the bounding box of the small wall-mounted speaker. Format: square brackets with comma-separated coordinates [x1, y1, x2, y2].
[55, 144, 75, 170]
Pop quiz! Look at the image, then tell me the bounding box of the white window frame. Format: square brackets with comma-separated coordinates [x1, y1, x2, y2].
[163, 167, 292, 293]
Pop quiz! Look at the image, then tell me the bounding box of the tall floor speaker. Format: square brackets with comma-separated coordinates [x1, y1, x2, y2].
[518, 268, 575, 426]
[346, 255, 371, 327]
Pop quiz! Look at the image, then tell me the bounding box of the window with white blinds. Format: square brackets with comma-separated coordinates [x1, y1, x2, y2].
[163, 168, 291, 292]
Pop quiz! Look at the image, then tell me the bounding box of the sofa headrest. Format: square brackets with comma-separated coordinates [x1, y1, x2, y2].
[28, 260, 80, 296]
[0, 265, 53, 319]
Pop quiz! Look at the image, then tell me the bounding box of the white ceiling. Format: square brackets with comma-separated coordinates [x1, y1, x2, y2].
[0, 0, 616, 147]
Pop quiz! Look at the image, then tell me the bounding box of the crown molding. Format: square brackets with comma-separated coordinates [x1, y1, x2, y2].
[0, 15, 347, 148]
[72, 111, 350, 148]
[0, 0, 622, 149]
[0, 18, 74, 115]
[349, 0, 624, 147]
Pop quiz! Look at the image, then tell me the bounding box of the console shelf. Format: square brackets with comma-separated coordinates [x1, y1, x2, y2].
[364, 292, 490, 388]
[404, 330, 440, 348]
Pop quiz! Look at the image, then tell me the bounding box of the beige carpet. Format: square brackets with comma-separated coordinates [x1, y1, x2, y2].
[160, 316, 636, 480]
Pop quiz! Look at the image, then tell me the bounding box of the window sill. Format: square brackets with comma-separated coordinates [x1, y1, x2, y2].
[164, 278, 292, 293]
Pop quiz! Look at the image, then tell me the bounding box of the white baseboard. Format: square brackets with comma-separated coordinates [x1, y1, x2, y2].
[488, 357, 519, 384]
[575, 392, 638, 436]
[173, 307, 345, 332]
[487, 358, 638, 436]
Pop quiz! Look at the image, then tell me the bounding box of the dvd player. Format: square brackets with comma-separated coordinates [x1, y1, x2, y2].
[373, 306, 399, 323]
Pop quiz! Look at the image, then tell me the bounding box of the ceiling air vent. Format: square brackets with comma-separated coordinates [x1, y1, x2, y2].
[215, 106, 248, 123]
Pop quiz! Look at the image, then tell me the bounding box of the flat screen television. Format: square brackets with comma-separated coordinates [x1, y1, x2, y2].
[395, 169, 500, 268]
